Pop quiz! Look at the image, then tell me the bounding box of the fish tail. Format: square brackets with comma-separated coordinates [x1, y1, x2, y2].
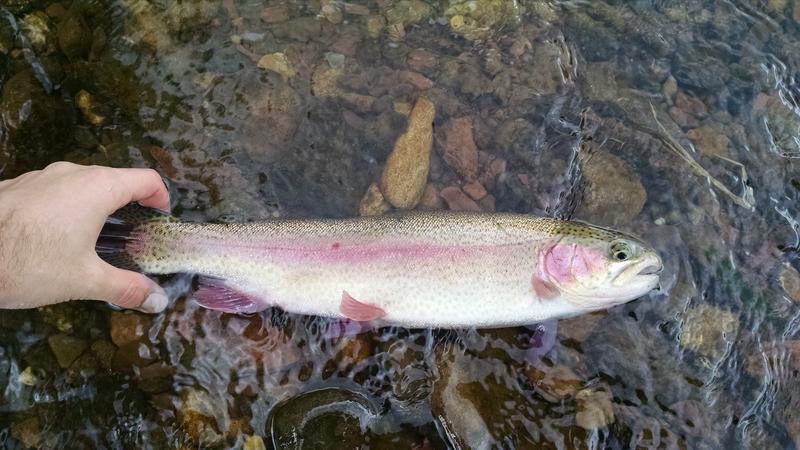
[96, 204, 172, 272]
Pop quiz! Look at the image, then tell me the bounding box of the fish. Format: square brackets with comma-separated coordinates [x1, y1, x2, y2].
[96, 206, 663, 328]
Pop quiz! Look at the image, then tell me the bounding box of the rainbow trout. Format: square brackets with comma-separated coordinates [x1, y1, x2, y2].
[97, 206, 662, 328]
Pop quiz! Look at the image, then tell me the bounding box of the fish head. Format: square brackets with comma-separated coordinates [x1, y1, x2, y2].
[535, 222, 663, 313]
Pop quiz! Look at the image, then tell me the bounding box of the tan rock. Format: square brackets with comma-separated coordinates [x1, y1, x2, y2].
[110, 311, 147, 347]
[257, 52, 295, 78]
[687, 125, 731, 157]
[365, 14, 386, 38]
[780, 264, 800, 303]
[398, 70, 433, 90]
[244, 435, 267, 450]
[379, 97, 436, 209]
[524, 362, 583, 402]
[359, 182, 392, 216]
[577, 150, 647, 227]
[261, 4, 290, 23]
[679, 304, 739, 360]
[575, 388, 615, 429]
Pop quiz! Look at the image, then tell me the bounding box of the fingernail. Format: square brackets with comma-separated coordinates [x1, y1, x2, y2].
[140, 292, 168, 314]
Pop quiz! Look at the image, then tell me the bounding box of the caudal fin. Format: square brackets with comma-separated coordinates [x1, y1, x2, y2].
[96, 204, 171, 272]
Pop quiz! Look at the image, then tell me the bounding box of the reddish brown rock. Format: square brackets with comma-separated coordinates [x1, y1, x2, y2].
[110, 311, 147, 347]
[417, 183, 443, 210]
[440, 186, 481, 212]
[462, 181, 487, 200]
[524, 362, 583, 402]
[687, 125, 731, 157]
[398, 70, 434, 90]
[669, 106, 699, 128]
[675, 91, 707, 118]
[439, 117, 480, 180]
[261, 4, 291, 23]
[480, 157, 507, 191]
[407, 48, 439, 73]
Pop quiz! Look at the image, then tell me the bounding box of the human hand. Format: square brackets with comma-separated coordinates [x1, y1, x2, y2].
[0, 162, 170, 313]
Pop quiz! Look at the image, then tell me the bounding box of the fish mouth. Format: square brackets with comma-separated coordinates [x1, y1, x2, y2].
[637, 263, 663, 276]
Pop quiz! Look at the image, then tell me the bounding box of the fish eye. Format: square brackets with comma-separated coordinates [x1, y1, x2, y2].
[610, 241, 632, 261]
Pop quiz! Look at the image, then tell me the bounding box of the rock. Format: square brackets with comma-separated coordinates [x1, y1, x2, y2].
[244, 435, 267, 450]
[575, 388, 615, 429]
[261, 4, 290, 23]
[110, 311, 148, 347]
[687, 124, 731, 157]
[524, 362, 583, 402]
[398, 70, 433, 90]
[0, 69, 74, 170]
[267, 388, 378, 448]
[359, 182, 392, 216]
[321, 2, 343, 24]
[343, 3, 370, 15]
[386, 22, 405, 41]
[257, 52, 294, 78]
[337, 332, 373, 366]
[385, 0, 432, 25]
[57, 11, 91, 60]
[669, 106, 698, 128]
[576, 150, 647, 228]
[90, 339, 116, 369]
[480, 157, 506, 191]
[407, 48, 439, 74]
[509, 36, 532, 58]
[365, 14, 385, 38]
[22, 11, 52, 52]
[379, 96, 436, 209]
[10, 417, 41, 448]
[662, 76, 677, 103]
[462, 181, 487, 201]
[439, 117, 480, 180]
[675, 91, 708, 118]
[444, 0, 521, 40]
[558, 312, 605, 342]
[780, 264, 800, 303]
[47, 334, 88, 368]
[178, 389, 225, 447]
[440, 186, 481, 212]
[18, 366, 38, 386]
[38, 303, 82, 333]
[416, 183, 443, 210]
[478, 194, 495, 212]
[679, 304, 739, 361]
[75, 89, 106, 125]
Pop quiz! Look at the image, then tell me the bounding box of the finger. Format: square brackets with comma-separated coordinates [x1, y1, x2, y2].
[109, 168, 171, 212]
[85, 263, 169, 313]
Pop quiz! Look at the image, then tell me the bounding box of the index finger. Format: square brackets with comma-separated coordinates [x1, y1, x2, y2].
[109, 168, 171, 212]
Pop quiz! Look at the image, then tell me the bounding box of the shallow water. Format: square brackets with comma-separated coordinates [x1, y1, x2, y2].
[1, 0, 800, 448]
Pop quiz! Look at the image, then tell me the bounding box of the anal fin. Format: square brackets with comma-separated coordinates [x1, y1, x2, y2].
[194, 276, 267, 314]
[339, 291, 386, 322]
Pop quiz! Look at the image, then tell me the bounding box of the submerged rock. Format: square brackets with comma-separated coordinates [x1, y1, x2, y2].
[380, 96, 436, 209]
[257, 52, 295, 78]
[57, 11, 91, 60]
[445, 0, 522, 40]
[576, 150, 647, 228]
[575, 388, 615, 429]
[110, 311, 148, 347]
[679, 304, 739, 361]
[267, 388, 378, 448]
[359, 182, 392, 216]
[47, 334, 88, 368]
[243, 435, 267, 450]
[524, 361, 583, 402]
[439, 117, 480, 180]
[178, 389, 225, 448]
[780, 264, 800, 303]
[10, 417, 42, 448]
[440, 186, 481, 212]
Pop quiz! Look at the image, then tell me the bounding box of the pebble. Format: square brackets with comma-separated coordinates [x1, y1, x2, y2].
[407, 48, 439, 74]
[478, 194, 495, 212]
[440, 186, 481, 212]
[675, 91, 708, 118]
[524, 362, 583, 402]
[359, 182, 392, 216]
[261, 4, 291, 23]
[679, 304, 739, 361]
[575, 388, 615, 429]
[398, 70, 434, 90]
[244, 435, 267, 450]
[10, 417, 41, 449]
[365, 14, 386, 38]
[462, 181, 487, 200]
[47, 334, 88, 369]
[480, 157, 507, 192]
[257, 52, 295, 78]
[416, 183, 443, 210]
[379, 96, 436, 209]
[75, 90, 105, 125]
[687, 125, 731, 157]
[779, 264, 800, 302]
[179, 389, 224, 447]
[440, 117, 480, 180]
[577, 149, 647, 227]
[109, 311, 147, 347]
[662, 76, 677, 103]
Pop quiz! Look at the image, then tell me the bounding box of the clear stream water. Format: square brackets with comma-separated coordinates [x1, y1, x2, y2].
[1, 0, 800, 448]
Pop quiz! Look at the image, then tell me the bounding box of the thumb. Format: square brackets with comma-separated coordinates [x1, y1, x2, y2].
[87, 264, 169, 313]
